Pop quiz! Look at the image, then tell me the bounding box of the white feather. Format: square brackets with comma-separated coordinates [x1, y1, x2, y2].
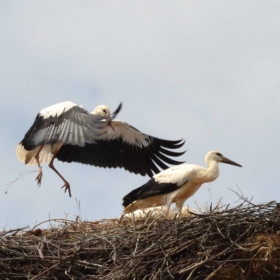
[16, 143, 62, 165]
[96, 120, 149, 147]
[154, 164, 196, 186]
[121, 205, 192, 220]
[39, 101, 78, 119]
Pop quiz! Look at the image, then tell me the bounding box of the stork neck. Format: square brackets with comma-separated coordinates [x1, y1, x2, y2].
[204, 160, 220, 182]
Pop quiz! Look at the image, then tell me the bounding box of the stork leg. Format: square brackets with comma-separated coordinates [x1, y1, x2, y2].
[163, 201, 172, 218]
[49, 150, 72, 197]
[175, 200, 187, 218]
[175, 200, 184, 213]
[34, 145, 44, 186]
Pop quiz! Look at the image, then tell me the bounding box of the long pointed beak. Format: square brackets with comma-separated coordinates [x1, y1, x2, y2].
[110, 102, 122, 120]
[221, 156, 242, 167]
[106, 102, 122, 131]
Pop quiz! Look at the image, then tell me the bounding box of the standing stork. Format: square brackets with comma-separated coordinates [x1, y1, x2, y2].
[16, 101, 185, 197]
[122, 151, 242, 214]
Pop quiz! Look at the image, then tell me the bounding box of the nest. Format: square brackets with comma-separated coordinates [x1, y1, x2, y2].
[1, 199, 280, 280]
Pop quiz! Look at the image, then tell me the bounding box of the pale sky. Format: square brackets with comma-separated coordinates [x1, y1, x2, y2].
[1, 1, 280, 229]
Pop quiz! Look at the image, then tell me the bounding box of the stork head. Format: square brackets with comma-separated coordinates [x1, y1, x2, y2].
[92, 105, 111, 117]
[92, 104, 120, 131]
[205, 151, 242, 167]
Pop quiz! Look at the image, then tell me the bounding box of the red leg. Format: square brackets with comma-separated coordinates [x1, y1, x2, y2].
[49, 150, 72, 197]
[35, 145, 44, 186]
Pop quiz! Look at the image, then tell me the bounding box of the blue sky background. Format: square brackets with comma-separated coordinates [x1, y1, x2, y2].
[1, 1, 280, 229]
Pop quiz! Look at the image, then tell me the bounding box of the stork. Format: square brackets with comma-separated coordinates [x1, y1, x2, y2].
[122, 151, 242, 214]
[16, 101, 185, 197]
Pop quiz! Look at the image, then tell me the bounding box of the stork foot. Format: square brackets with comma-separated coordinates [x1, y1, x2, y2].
[35, 168, 43, 186]
[174, 211, 181, 219]
[61, 182, 72, 197]
[162, 207, 171, 219]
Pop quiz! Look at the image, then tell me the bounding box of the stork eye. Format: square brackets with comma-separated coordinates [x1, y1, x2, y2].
[216, 152, 222, 157]
[102, 109, 107, 113]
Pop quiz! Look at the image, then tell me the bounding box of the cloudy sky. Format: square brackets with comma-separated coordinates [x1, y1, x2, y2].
[1, 1, 280, 229]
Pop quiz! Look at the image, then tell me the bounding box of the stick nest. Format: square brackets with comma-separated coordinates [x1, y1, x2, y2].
[1, 200, 280, 280]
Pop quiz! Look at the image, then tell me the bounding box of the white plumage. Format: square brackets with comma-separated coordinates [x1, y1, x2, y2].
[121, 205, 192, 220]
[39, 101, 77, 119]
[16, 101, 185, 197]
[123, 151, 242, 214]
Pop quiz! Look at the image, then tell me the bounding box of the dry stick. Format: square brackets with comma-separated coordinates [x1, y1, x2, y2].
[4, 171, 37, 194]
[35, 242, 44, 259]
[133, 233, 141, 257]
[1, 226, 29, 236]
[165, 259, 175, 279]
[30, 218, 76, 231]
[30, 262, 60, 280]
[186, 266, 198, 280]
[179, 246, 233, 274]
[204, 264, 224, 280]
[228, 188, 257, 207]
[74, 260, 104, 268]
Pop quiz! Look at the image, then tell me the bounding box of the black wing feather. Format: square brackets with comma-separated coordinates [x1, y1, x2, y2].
[122, 178, 183, 207]
[56, 136, 185, 177]
[153, 138, 185, 149]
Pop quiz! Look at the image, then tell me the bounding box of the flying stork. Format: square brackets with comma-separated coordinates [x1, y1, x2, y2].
[122, 151, 242, 214]
[16, 101, 185, 197]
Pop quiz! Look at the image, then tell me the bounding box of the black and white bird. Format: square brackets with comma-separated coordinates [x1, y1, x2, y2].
[16, 101, 185, 197]
[122, 151, 242, 214]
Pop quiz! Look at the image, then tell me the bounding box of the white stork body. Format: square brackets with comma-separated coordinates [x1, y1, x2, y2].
[121, 205, 192, 220]
[16, 101, 185, 197]
[123, 151, 242, 214]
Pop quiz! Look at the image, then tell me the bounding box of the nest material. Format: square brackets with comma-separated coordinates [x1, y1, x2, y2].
[1, 200, 280, 280]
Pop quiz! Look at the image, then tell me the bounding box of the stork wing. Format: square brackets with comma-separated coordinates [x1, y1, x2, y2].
[56, 120, 185, 177]
[122, 164, 192, 207]
[122, 178, 184, 207]
[21, 105, 107, 151]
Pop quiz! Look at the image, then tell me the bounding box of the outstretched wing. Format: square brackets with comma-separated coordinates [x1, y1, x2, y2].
[56, 120, 186, 177]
